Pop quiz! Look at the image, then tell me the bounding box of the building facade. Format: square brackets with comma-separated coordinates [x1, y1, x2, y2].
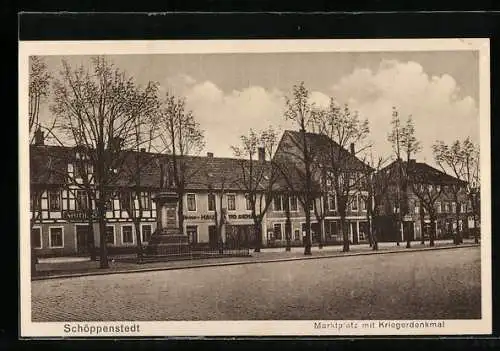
[376, 159, 474, 242]
[29, 129, 373, 257]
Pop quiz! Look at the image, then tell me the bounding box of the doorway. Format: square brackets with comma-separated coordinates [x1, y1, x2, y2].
[208, 225, 218, 248]
[76, 225, 90, 255]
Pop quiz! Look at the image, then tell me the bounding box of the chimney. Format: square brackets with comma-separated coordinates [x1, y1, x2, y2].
[409, 159, 416, 166]
[207, 152, 214, 158]
[258, 147, 265, 161]
[140, 148, 146, 152]
[350, 143, 355, 155]
[34, 127, 44, 146]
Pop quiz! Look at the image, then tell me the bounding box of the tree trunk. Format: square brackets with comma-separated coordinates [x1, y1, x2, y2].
[474, 215, 479, 244]
[178, 192, 185, 238]
[395, 218, 400, 246]
[285, 217, 292, 252]
[317, 218, 324, 249]
[366, 209, 373, 247]
[340, 214, 349, 253]
[86, 211, 97, 261]
[253, 220, 262, 253]
[406, 222, 411, 248]
[429, 216, 436, 247]
[97, 199, 109, 269]
[30, 217, 37, 276]
[454, 195, 461, 245]
[304, 210, 312, 255]
[372, 223, 378, 251]
[133, 219, 143, 262]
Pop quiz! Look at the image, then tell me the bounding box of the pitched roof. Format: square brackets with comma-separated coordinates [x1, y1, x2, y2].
[280, 130, 373, 172]
[29, 144, 276, 191]
[383, 159, 467, 186]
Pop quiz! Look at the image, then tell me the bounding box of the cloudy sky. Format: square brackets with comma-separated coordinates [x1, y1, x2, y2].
[38, 51, 479, 167]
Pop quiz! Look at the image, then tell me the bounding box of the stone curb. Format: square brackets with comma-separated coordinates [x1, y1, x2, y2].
[31, 243, 480, 282]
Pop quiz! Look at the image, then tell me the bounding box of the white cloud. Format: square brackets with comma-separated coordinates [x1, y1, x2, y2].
[331, 60, 479, 164]
[160, 75, 292, 157]
[160, 60, 478, 164]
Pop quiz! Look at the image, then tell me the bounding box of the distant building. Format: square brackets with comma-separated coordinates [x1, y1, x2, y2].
[376, 159, 474, 242]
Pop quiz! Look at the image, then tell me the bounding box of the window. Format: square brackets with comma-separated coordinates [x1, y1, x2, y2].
[414, 202, 420, 214]
[75, 190, 89, 211]
[104, 192, 114, 211]
[49, 227, 63, 248]
[328, 194, 336, 211]
[120, 192, 131, 211]
[122, 225, 134, 244]
[32, 227, 42, 249]
[461, 203, 467, 213]
[140, 192, 151, 210]
[187, 194, 197, 211]
[208, 193, 216, 211]
[105, 226, 115, 245]
[289, 195, 298, 211]
[227, 194, 236, 211]
[245, 195, 252, 210]
[31, 193, 41, 211]
[273, 195, 283, 211]
[328, 221, 339, 238]
[351, 196, 358, 211]
[444, 202, 450, 213]
[273, 223, 282, 240]
[360, 197, 367, 211]
[436, 202, 441, 213]
[141, 224, 152, 243]
[186, 225, 198, 244]
[49, 190, 61, 211]
[294, 229, 300, 241]
[451, 202, 457, 213]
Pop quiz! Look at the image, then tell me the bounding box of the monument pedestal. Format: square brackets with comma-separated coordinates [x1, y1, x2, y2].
[145, 192, 190, 257]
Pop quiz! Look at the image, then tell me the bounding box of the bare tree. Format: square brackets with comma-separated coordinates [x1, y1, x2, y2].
[314, 98, 370, 253]
[461, 138, 480, 244]
[50, 56, 159, 268]
[388, 108, 421, 248]
[29, 56, 52, 142]
[119, 96, 161, 261]
[362, 155, 391, 251]
[409, 177, 444, 247]
[274, 82, 318, 255]
[29, 56, 52, 274]
[432, 138, 478, 244]
[157, 92, 205, 240]
[231, 127, 278, 252]
[205, 171, 233, 254]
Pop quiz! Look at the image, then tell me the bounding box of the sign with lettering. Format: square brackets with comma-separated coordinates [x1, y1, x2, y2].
[62, 210, 99, 220]
[181, 213, 253, 221]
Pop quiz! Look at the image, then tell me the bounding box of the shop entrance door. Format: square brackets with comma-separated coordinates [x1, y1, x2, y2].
[76, 225, 90, 255]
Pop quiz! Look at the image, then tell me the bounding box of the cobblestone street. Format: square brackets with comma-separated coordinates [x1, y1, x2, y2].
[31, 246, 481, 321]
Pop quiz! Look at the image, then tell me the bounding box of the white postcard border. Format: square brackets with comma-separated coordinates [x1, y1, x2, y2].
[19, 38, 491, 337]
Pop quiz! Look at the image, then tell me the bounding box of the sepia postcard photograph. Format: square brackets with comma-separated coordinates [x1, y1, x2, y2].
[18, 39, 491, 337]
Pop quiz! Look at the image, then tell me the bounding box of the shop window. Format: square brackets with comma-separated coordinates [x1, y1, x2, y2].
[122, 225, 133, 244]
[142, 224, 152, 243]
[49, 227, 63, 248]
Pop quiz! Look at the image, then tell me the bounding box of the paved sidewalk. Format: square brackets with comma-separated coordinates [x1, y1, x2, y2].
[33, 239, 479, 281]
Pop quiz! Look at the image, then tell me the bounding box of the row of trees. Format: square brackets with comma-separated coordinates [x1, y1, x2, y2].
[29, 56, 206, 269]
[29, 56, 481, 269]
